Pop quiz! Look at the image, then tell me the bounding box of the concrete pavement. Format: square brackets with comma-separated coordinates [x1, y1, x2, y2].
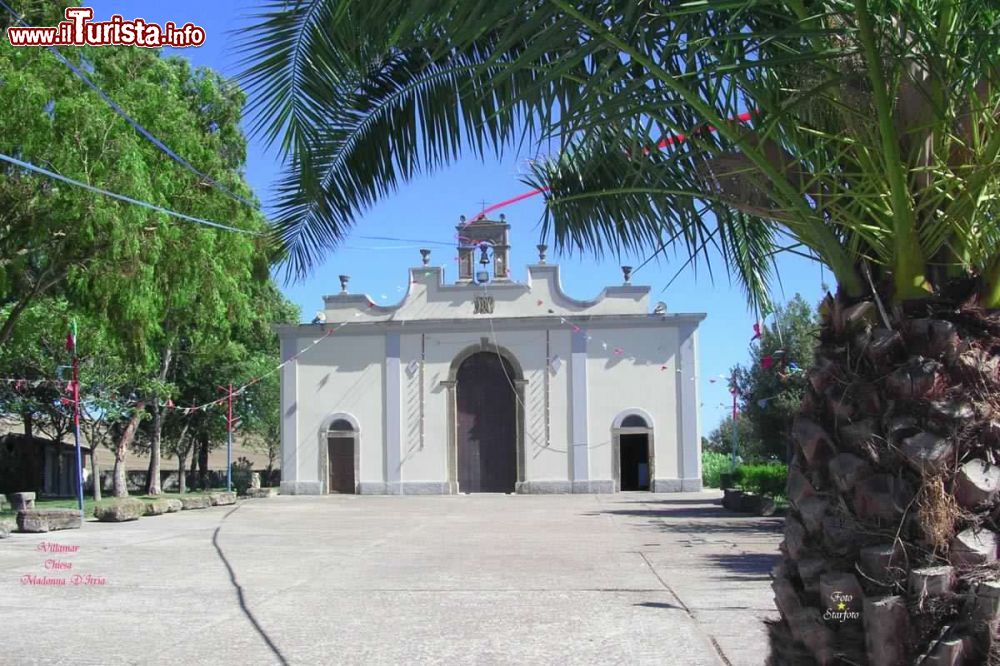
[0, 492, 781, 665]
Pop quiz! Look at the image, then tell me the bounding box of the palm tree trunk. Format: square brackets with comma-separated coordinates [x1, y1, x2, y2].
[768, 292, 1000, 665]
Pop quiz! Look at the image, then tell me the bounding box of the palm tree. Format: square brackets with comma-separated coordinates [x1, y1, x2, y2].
[240, 1, 1000, 662]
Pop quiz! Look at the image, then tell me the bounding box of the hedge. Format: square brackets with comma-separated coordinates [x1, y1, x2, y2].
[733, 463, 788, 498]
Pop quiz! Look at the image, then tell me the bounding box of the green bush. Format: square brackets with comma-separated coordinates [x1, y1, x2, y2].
[231, 457, 254, 496]
[734, 463, 788, 498]
[701, 450, 731, 488]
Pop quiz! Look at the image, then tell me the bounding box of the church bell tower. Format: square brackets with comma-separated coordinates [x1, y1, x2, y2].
[455, 214, 511, 284]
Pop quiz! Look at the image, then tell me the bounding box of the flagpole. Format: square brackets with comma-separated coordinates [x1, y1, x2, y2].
[69, 320, 84, 518]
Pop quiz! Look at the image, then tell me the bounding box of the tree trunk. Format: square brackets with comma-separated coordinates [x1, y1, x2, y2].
[177, 449, 187, 494]
[189, 442, 198, 488]
[146, 347, 173, 496]
[89, 449, 102, 502]
[767, 293, 1000, 664]
[112, 401, 144, 498]
[197, 434, 209, 490]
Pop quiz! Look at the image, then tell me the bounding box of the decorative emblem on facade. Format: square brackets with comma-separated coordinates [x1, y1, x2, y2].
[474, 296, 495, 314]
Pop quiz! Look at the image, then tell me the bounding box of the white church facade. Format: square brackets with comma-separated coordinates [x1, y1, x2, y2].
[276, 217, 705, 495]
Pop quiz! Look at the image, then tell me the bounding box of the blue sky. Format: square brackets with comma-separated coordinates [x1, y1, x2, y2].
[83, 0, 829, 434]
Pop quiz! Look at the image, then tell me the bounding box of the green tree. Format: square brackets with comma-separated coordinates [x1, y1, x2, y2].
[242, 2, 1000, 660]
[733, 295, 818, 461]
[706, 414, 761, 465]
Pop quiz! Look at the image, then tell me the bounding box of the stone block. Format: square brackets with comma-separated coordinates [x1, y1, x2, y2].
[163, 499, 183, 513]
[909, 566, 955, 601]
[829, 453, 871, 493]
[0, 517, 13, 538]
[853, 474, 913, 522]
[245, 488, 277, 499]
[797, 558, 826, 594]
[954, 459, 1000, 509]
[901, 432, 953, 473]
[949, 528, 998, 567]
[17, 509, 81, 533]
[722, 489, 744, 510]
[250, 472, 261, 490]
[179, 496, 210, 510]
[9, 492, 35, 511]
[143, 500, 171, 516]
[792, 417, 833, 465]
[94, 499, 144, 522]
[209, 491, 236, 506]
[864, 596, 908, 666]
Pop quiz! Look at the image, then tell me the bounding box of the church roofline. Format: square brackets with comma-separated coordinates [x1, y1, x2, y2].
[273, 312, 706, 338]
[321, 263, 652, 312]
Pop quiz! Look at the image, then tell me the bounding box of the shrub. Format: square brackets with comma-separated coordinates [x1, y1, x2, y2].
[734, 463, 788, 498]
[231, 457, 254, 496]
[701, 450, 731, 488]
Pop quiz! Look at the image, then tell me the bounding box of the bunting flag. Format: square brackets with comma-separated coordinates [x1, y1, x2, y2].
[750, 321, 762, 341]
[761, 355, 774, 370]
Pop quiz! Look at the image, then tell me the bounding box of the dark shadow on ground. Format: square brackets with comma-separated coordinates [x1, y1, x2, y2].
[633, 601, 683, 610]
[587, 499, 784, 537]
[703, 552, 780, 581]
[212, 506, 290, 666]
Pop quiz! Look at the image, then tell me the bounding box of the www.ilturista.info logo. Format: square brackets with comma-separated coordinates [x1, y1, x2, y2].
[823, 591, 861, 622]
[6, 7, 205, 48]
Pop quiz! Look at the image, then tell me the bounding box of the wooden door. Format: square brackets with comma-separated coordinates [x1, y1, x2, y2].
[327, 436, 355, 494]
[456, 353, 517, 492]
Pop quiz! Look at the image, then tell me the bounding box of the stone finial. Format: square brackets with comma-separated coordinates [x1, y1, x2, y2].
[536, 244, 548, 264]
[622, 265, 633, 284]
[420, 249, 431, 265]
[338, 274, 350, 294]
[459, 214, 466, 223]
[499, 213, 506, 221]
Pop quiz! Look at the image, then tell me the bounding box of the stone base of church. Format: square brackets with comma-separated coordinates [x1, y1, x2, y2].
[281, 478, 702, 495]
[652, 478, 703, 492]
[279, 481, 324, 495]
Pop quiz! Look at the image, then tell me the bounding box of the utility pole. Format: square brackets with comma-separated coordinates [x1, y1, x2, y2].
[730, 378, 739, 472]
[67, 321, 84, 518]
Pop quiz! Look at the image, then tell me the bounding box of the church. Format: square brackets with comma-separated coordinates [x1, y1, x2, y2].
[276, 216, 705, 495]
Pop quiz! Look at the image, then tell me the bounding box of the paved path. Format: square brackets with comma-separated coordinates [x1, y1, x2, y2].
[0, 492, 781, 665]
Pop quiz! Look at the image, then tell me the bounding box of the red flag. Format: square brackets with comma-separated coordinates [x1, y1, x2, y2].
[750, 322, 762, 341]
[762, 355, 774, 370]
[65, 332, 75, 351]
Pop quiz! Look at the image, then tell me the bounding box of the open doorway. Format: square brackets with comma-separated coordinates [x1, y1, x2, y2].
[613, 412, 654, 492]
[326, 418, 357, 494]
[619, 433, 650, 490]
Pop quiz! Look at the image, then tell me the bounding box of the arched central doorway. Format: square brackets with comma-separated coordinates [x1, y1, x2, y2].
[455, 352, 518, 493]
[613, 412, 654, 492]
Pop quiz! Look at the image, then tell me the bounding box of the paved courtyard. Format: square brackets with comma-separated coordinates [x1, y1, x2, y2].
[1, 492, 781, 665]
